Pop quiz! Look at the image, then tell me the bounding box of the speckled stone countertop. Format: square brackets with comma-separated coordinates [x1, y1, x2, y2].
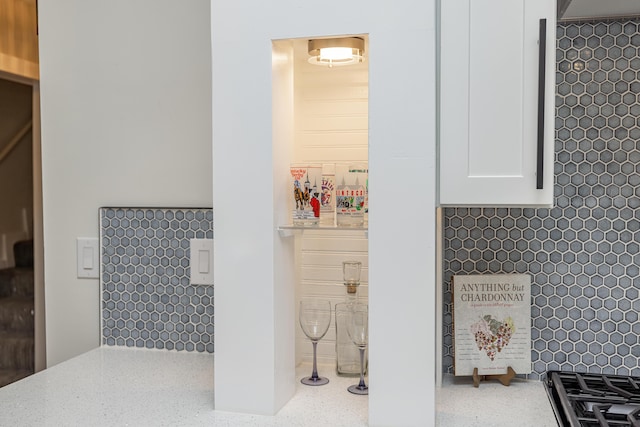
[0, 346, 556, 426]
[0, 347, 368, 426]
[437, 374, 558, 426]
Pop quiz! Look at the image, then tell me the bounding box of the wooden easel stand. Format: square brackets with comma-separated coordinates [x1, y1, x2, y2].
[472, 366, 516, 387]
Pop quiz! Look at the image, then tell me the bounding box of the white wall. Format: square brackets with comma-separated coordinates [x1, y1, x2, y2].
[37, 0, 212, 367]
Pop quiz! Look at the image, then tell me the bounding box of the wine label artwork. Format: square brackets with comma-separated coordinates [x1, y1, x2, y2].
[452, 274, 531, 376]
[470, 315, 515, 361]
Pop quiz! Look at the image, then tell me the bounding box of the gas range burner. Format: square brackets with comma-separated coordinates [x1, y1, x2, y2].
[545, 370, 640, 426]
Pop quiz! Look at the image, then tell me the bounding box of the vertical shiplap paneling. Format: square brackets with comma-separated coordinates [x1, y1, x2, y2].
[293, 43, 369, 365]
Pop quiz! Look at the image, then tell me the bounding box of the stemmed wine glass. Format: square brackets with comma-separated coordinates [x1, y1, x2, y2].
[299, 299, 332, 385]
[347, 303, 368, 395]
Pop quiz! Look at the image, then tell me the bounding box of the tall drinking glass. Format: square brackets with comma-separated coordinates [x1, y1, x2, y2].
[343, 260, 362, 285]
[346, 303, 368, 395]
[299, 299, 332, 385]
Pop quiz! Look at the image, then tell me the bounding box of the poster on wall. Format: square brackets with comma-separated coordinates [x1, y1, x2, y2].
[452, 274, 531, 376]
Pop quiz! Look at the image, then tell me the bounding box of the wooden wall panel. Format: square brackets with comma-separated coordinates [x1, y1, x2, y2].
[0, 0, 39, 80]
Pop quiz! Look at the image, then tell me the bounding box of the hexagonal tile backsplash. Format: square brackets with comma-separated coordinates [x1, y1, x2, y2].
[443, 19, 640, 378]
[100, 208, 214, 352]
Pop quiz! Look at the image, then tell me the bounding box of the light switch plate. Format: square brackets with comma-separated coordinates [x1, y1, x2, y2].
[190, 238, 214, 285]
[77, 237, 99, 279]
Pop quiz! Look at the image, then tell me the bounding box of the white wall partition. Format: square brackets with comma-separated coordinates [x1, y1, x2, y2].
[211, 1, 438, 425]
[37, 0, 212, 367]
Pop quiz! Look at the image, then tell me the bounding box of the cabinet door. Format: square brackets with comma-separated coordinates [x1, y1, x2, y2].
[439, 0, 555, 206]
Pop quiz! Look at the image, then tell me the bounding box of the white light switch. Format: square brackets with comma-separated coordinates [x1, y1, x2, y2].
[190, 238, 214, 285]
[83, 246, 94, 269]
[198, 249, 210, 274]
[77, 237, 99, 279]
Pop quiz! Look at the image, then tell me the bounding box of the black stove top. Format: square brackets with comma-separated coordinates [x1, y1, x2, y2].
[545, 370, 640, 427]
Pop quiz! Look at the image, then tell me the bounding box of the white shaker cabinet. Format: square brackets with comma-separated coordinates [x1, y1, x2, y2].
[439, 0, 555, 206]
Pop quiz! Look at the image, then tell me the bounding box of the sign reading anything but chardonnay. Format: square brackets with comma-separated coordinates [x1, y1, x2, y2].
[452, 274, 532, 376]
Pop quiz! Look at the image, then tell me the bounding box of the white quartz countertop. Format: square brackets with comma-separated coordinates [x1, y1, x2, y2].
[0, 346, 557, 426]
[437, 374, 559, 427]
[0, 347, 368, 426]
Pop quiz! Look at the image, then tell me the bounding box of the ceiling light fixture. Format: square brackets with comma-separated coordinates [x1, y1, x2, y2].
[308, 37, 365, 67]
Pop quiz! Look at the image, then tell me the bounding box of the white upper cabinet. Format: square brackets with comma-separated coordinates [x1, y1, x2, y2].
[439, 0, 556, 206]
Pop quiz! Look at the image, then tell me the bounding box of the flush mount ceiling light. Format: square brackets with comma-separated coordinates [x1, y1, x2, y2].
[308, 37, 365, 67]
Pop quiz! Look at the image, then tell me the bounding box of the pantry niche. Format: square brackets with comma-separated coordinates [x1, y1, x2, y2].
[272, 36, 370, 370]
[212, 2, 437, 417]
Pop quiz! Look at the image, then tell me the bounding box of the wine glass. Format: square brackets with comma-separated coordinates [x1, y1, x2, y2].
[299, 299, 332, 386]
[346, 303, 368, 395]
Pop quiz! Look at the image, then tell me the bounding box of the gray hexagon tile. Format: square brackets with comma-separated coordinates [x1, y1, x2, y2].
[443, 19, 640, 379]
[100, 208, 214, 353]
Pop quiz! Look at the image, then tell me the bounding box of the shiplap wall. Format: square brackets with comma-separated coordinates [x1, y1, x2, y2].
[292, 40, 369, 366]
